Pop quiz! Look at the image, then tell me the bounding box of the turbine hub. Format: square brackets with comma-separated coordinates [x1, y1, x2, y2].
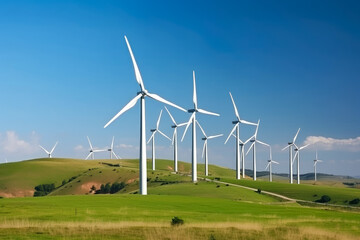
[171, 125, 176, 128]
[250, 140, 255, 143]
[232, 120, 239, 124]
[188, 109, 196, 113]
[150, 129, 156, 132]
[202, 137, 207, 140]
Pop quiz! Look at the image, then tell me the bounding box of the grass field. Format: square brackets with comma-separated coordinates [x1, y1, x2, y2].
[0, 158, 359, 239]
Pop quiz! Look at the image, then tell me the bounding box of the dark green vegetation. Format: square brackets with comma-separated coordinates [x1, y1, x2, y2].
[33, 183, 55, 197]
[0, 158, 359, 239]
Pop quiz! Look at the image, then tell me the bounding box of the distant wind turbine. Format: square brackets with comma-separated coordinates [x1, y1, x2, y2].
[85, 137, 106, 160]
[148, 109, 171, 170]
[313, 150, 323, 182]
[265, 146, 279, 182]
[107, 136, 120, 159]
[231, 133, 253, 179]
[225, 92, 257, 179]
[196, 120, 223, 176]
[246, 120, 269, 181]
[104, 36, 186, 195]
[181, 71, 220, 182]
[164, 106, 187, 172]
[39, 142, 58, 158]
[282, 128, 300, 184]
[293, 143, 310, 184]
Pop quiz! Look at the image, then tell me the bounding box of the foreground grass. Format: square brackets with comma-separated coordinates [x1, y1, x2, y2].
[0, 194, 359, 239]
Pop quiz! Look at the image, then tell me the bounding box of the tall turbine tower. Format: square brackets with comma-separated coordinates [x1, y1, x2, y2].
[107, 137, 119, 159]
[147, 109, 171, 170]
[104, 36, 186, 195]
[246, 120, 269, 181]
[225, 92, 257, 179]
[265, 146, 279, 182]
[164, 106, 187, 172]
[293, 143, 310, 184]
[86, 137, 106, 160]
[313, 150, 323, 181]
[39, 142, 58, 158]
[282, 128, 300, 184]
[197, 120, 223, 176]
[181, 71, 219, 182]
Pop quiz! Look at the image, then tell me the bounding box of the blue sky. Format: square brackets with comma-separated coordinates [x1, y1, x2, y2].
[0, 0, 359, 176]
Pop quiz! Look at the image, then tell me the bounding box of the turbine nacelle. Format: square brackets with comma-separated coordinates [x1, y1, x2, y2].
[188, 109, 197, 113]
[232, 120, 239, 124]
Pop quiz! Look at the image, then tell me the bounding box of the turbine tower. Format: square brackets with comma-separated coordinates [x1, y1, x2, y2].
[104, 36, 186, 195]
[39, 142, 58, 158]
[265, 146, 279, 182]
[246, 120, 269, 181]
[225, 92, 257, 180]
[164, 106, 187, 172]
[231, 133, 253, 179]
[196, 120, 223, 176]
[293, 143, 310, 184]
[282, 128, 300, 184]
[182, 71, 219, 183]
[313, 150, 323, 181]
[85, 137, 106, 160]
[107, 136, 119, 159]
[147, 109, 171, 170]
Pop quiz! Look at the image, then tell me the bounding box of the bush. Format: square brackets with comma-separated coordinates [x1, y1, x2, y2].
[95, 182, 126, 194]
[34, 183, 55, 197]
[315, 195, 331, 203]
[171, 216, 184, 226]
[349, 198, 360, 205]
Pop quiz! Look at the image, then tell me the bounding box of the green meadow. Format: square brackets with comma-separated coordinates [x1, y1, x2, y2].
[0, 158, 359, 239]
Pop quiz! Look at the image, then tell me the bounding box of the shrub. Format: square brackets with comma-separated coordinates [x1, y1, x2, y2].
[171, 216, 184, 226]
[34, 183, 55, 197]
[62, 180, 66, 186]
[349, 198, 360, 205]
[315, 195, 331, 203]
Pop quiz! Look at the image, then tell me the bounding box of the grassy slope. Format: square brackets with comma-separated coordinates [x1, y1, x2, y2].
[216, 178, 360, 206]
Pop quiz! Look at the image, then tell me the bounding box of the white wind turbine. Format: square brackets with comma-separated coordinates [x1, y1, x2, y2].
[196, 120, 223, 176]
[313, 150, 323, 182]
[246, 120, 269, 181]
[225, 92, 257, 179]
[265, 146, 279, 182]
[85, 136, 107, 160]
[107, 136, 120, 159]
[282, 128, 300, 184]
[181, 71, 220, 182]
[148, 109, 171, 170]
[230, 133, 254, 179]
[293, 143, 310, 184]
[104, 36, 186, 195]
[39, 142, 58, 158]
[164, 106, 187, 172]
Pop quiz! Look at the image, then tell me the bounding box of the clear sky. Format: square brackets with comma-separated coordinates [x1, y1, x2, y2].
[0, 0, 359, 176]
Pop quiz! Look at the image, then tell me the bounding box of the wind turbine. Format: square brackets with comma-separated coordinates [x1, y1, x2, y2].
[104, 36, 186, 195]
[293, 143, 310, 184]
[196, 120, 223, 176]
[282, 128, 300, 184]
[265, 146, 279, 182]
[107, 136, 119, 159]
[246, 120, 269, 181]
[313, 150, 323, 181]
[85, 137, 106, 160]
[147, 109, 171, 170]
[39, 142, 58, 158]
[225, 92, 257, 179]
[164, 106, 187, 172]
[181, 71, 220, 182]
[231, 133, 253, 179]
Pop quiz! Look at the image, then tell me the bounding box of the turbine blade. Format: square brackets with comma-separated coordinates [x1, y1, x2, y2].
[256, 139, 269, 147]
[208, 134, 223, 139]
[254, 119, 260, 138]
[164, 106, 177, 125]
[39, 145, 50, 154]
[111, 136, 114, 149]
[197, 108, 220, 116]
[147, 132, 155, 144]
[265, 162, 270, 170]
[85, 152, 92, 160]
[147, 92, 186, 112]
[157, 130, 171, 141]
[177, 122, 188, 127]
[50, 142, 58, 154]
[193, 71, 197, 109]
[293, 128, 301, 143]
[246, 142, 255, 156]
[104, 93, 142, 128]
[156, 109, 163, 129]
[293, 151, 298, 165]
[229, 92, 240, 120]
[240, 119, 258, 126]
[87, 136, 93, 150]
[124, 36, 145, 91]
[272, 160, 279, 164]
[224, 123, 238, 144]
[299, 144, 310, 150]
[112, 151, 119, 159]
[181, 113, 195, 142]
[282, 145, 290, 151]
[196, 120, 206, 137]
[243, 135, 253, 145]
